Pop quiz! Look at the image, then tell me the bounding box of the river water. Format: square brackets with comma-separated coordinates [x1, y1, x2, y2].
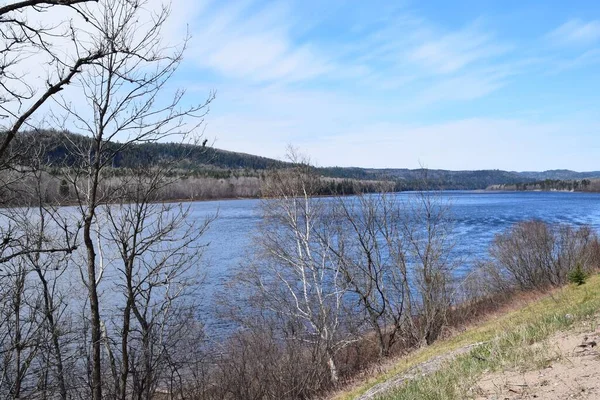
[187, 191, 600, 334]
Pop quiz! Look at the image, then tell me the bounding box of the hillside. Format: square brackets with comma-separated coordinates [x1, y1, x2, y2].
[516, 169, 600, 180]
[8, 130, 600, 190]
[10, 130, 287, 173]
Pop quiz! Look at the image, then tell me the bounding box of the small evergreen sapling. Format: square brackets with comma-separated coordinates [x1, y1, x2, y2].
[568, 263, 588, 286]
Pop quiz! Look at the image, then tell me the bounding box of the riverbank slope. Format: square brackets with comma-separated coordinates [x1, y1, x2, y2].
[331, 275, 600, 400]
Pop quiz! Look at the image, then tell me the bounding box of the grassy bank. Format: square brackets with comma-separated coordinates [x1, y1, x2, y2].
[334, 274, 600, 400]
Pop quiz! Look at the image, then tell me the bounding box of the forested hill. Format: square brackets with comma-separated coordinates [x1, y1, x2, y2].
[8, 130, 600, 190]
[320, 167, 539, 190]
[9, 130, 287, 172]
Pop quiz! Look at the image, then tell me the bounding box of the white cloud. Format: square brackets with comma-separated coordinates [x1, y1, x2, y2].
[548, 19, 600, 47]
[198, 78, 600, 171]
[11, 0, 595, 171]
[97, 4, 600, 171]
[168, 1, 518, 103]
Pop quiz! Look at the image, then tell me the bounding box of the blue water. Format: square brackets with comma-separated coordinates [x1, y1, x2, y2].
[450, 191, 600, 267]
[186, 191, 600, 334]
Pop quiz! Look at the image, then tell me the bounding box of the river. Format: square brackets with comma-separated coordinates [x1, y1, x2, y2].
[187, 191, 600, 335]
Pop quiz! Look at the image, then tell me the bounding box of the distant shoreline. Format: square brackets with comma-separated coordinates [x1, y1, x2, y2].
[11, 188, 600, 210]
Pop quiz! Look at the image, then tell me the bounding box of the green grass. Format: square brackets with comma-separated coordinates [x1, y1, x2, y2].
[336, 275, 600, 400]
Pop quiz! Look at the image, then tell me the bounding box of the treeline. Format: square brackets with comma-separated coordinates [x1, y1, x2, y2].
[2, 130, 394, 203]
[0, 168, 393, 205]
[517, 169, 600, 180]
[489, 178, 600, 192]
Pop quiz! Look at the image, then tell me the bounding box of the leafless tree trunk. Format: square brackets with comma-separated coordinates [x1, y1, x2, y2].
[24, 171, 75, 400]
[101, 165, 213, 399]
[44, 1, 213, 397]
[0, 163, 77, 399]
[244, 150, 349, 385]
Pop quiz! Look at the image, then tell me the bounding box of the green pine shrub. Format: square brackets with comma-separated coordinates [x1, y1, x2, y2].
[568, 263, 588, 286]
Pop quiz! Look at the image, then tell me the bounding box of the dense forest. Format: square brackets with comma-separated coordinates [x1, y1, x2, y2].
[489, 178, 600, 192]
[8, 130, 287, 175]
[8, 130, 598, 199]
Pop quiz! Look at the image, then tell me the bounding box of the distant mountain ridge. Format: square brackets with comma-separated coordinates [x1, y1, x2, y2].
[8, 130, 600, 190]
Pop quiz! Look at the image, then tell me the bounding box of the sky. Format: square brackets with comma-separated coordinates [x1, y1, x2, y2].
[38, 0, 600, 171]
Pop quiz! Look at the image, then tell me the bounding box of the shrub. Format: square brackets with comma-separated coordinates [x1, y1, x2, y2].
[488, 221, 599, 290]
[568, 264, 588, 286]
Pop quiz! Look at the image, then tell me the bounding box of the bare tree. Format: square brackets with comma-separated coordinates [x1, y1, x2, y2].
[245, 151, 349, 384]
[489, 220, 599, 290]
[330, 177, 456, 350]
[0, 0, 117, 162]
[2, 1, 214, 397]
[401, 183, 456, 346]
[328, 189, 411, 357]
[0, 253, 43, 399]
[101, 164, 213, 399]
[0, 136, 78, 264]
[0, 160, 78, 399]
[42, 1, 214, 397]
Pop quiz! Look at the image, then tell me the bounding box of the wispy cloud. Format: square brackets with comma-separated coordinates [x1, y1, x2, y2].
[181, 1, 336, 84]
[548, 19, 600, 47]
[412, 73, 506, 106]
[408, 23, 511, 75]
[171, 1, 517, 102]
[542, 19, 600, 73]
[551, 48, 600, 73]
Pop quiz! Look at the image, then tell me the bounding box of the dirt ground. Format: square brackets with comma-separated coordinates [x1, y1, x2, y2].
[472, 323, 600, 400]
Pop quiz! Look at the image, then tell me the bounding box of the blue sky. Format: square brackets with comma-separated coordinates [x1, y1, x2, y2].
[165, 0, 600, 171]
